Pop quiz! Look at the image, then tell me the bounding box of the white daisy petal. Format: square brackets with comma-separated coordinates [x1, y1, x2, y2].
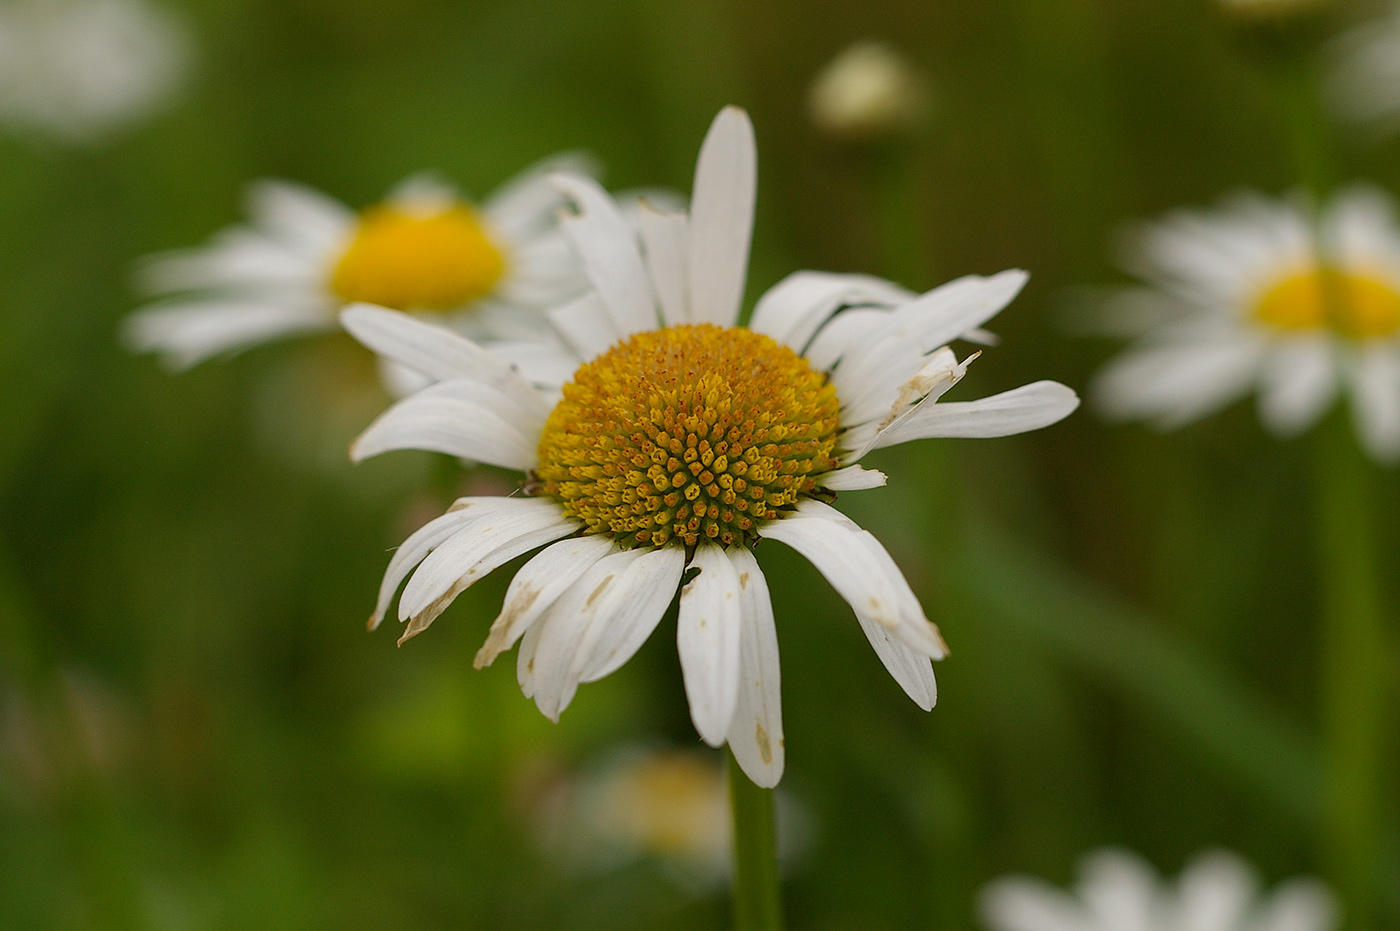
[815, 464, 887, 490]
[246, 178, 355, 259]
[855, 613, 938, 710]
[979, 877, 1095, 931]
[832, 270, 1028, 410]
[368, 501, 488, 631]
[482, 152, 600, 242]
[1175, 850, 1257, 931]
[349, 385, 539, 470]
[983, 848, 1337, 931]
[758, 500, 946, 659]
[1092, 335, 1265, 429]
[1257, 337, 1336, 436]
[339, 304, 544, 400]
[517, 614, 546, 699]
[573, 546, 687, 682]
[136, 230, 323, 295]
[495, 230, 586, 307]
[749, 270, 910, 351]
[803, 307, 891, 370]
[547, 291, 621, 362]
[637, 202, 691, 326]
[1348, 342, 1400, 463]
[870, 380, 1080, 448]
[550, 173, 657, 337]
[121, 300, 333, 370]
[529, 548, 646, 720]
[677, 543, 745, 746]
[474, 535, 617, 669]
[397, 499, 578, 630]
[1078, 849, 1158, 931]
[724, 547, 784, 788]
[1251, 879, 1339, 931]
[686, 107, 757, 327]
[841, 346, 972, 451]
[486, 339, 581, 393]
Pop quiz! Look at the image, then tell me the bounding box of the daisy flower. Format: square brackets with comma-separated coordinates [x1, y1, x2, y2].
[124, 160, 593, 379]
[0, 0, 187, 145]
[1091, 187, 1400, 463]
[343, 107, 1079, 787]
[979, 848, 1337, 931]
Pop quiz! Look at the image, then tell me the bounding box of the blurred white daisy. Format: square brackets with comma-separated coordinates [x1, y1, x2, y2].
[1326, 4, 1400, 135]
[980, 847, 1337, 931]
[0, 0, 187, 145]
[124, 159, 593, 380]
[533, 747, 733, 887]
[1091, 187, 1400, 463]
[344, 107, 1079, 787]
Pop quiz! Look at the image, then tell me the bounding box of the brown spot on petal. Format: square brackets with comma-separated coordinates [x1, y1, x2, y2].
[585, 576, 615, 608]
[756, 723, 772, 765]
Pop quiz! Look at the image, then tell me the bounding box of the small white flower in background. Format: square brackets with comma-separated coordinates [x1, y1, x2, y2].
[1090, 187, 1400, 463]
[1326, 4, 1400, 136]
[533, 747, 733, 888]
[979, 848, 1337, 931]
[123, 158, 595, 386]
[808, 40, 928, 142]
[343, 107, 1079, 787]
[0, 0, 187, 145]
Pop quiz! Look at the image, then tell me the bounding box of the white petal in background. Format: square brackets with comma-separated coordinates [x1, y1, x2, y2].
[1256, 337, 1336, 437]
[122, 300, 333, 371]
[1348, 342, 1400, 464]
[0, 0, 189, 145]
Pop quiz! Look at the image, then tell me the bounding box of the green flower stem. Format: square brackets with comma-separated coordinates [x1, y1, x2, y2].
[1313, 416, 1387, 931]
[728, 750, 784, 931]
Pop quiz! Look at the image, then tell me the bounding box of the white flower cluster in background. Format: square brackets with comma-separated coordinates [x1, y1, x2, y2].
[980, 848, 1337, 931]
[0, 0, 188, 145]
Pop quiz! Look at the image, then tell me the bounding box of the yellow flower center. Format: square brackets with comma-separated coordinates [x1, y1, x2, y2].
[1253, 267, 1400, 340]
[534, 325, 842, 549]
[329, 203, 506, 311]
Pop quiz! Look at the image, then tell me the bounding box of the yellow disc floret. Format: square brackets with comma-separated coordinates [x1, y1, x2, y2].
[534, 325, 842, 549]
[330, 203, 506, 311]
[1254, 267, 1400, 340]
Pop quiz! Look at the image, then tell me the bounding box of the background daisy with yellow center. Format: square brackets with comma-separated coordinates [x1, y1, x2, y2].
[342, 107, 1079, 787]
[123, 159, 594, 383]
[1091, 187, 1400, 463]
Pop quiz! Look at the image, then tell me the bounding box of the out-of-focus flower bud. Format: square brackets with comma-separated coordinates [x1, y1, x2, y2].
[808, 40, 928, 143]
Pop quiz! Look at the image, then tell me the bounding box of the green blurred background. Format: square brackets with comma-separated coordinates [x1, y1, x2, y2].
[1, 0, 1397, 928]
